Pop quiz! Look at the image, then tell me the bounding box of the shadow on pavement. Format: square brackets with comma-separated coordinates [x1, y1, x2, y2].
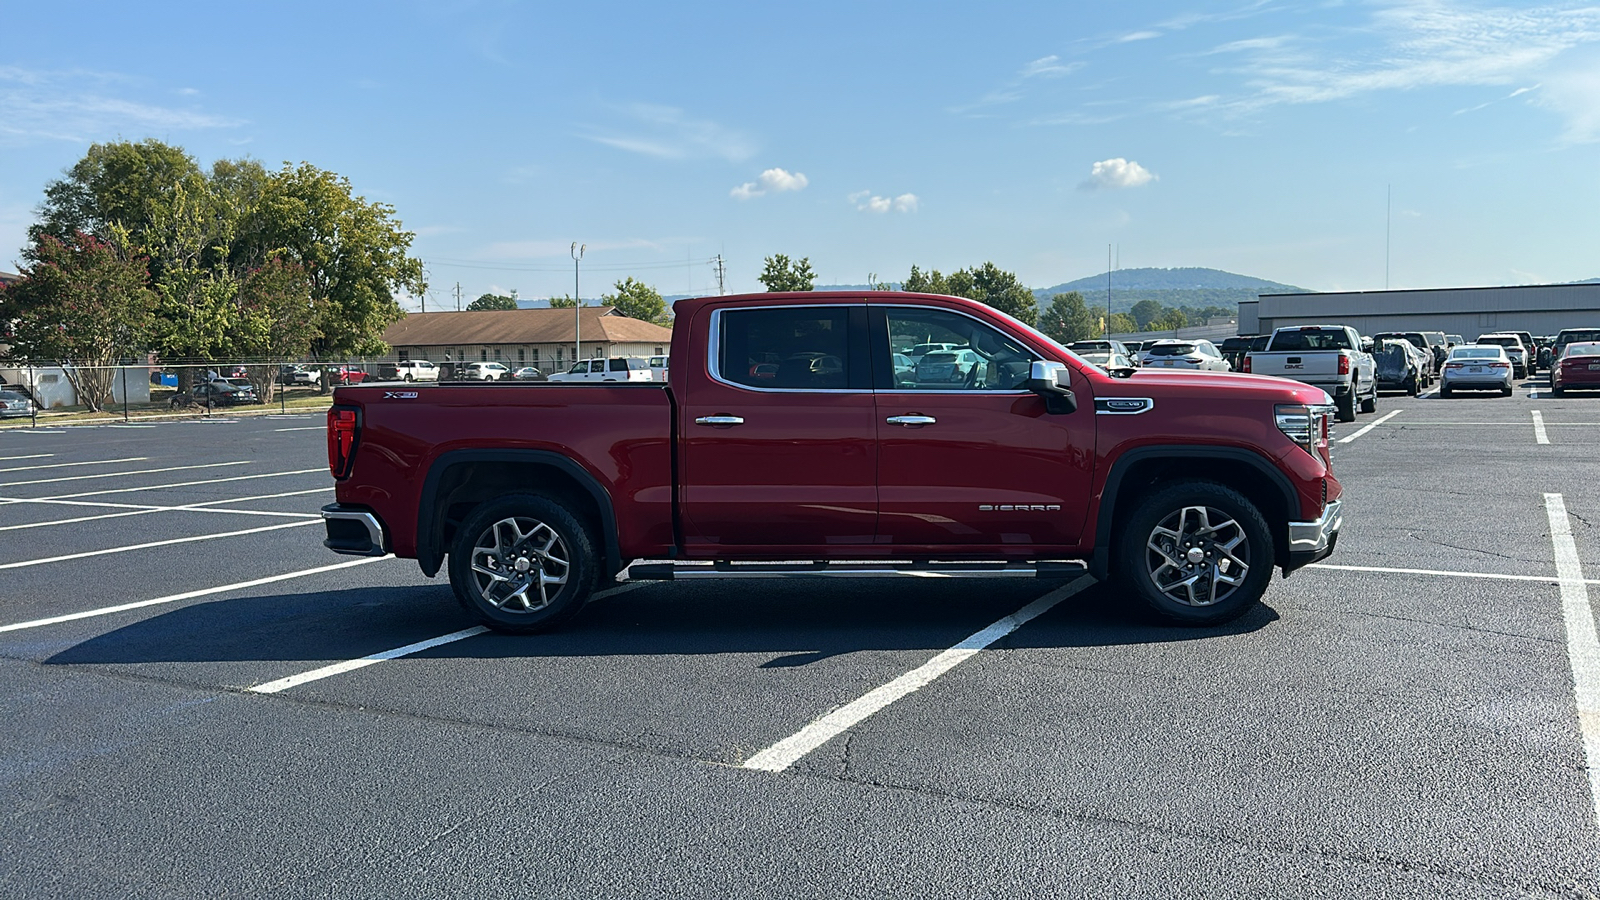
[40, 576, 1278, 668]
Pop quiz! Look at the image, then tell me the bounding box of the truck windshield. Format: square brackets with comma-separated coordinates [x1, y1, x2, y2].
[1270, 330, 1352, 351]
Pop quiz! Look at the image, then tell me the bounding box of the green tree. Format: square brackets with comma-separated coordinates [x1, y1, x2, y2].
[547, 295, 579, 308]
[468, 293, 517, 311]
[1038, 291, 1098, 344]
[0, 230, 158, 411]
[958, 262, 1038, 326]
[602, 277, 668, 323]
[225, 257, 319, 399]
[1108, 312, 1138, 334]
[902, 265, 951, 295]
[241, 162, 424, 358]
[1130, 299, 1164, 330]
[1151, 307, 1188, 331]
[758, 254, 816, 292]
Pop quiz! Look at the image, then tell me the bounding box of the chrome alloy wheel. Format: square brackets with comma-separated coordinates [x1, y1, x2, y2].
[1144, 505, 1250, 607]
[467, 516, 571, 612]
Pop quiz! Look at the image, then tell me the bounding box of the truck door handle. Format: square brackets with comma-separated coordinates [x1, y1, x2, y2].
[694, 415, 744, 427]
[886, 415, 937, 427]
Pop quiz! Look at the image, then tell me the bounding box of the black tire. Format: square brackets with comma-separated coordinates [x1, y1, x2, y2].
[1114, 480, 1274, 626]
[1553, 386, 1565, 396]
[1359, 385, 1377, 414]
[447, 493, 600, 634]
[404, 373, 414, 382]
[1501, 386, 1514, 397]
[1406, 374, 1419, 396]
[1440, 385, 1453, 398]
[1335, 390, 1356, 422]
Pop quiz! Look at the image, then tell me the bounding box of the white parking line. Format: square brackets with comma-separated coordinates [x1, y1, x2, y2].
[0, 519, 321, 570]
[1533, 410, 1550, 445]
[247, 582, 651, 694]
[0, 460, 249, 488]
[1417, 387, 1439, 399]
[1544, 493, 1600, 828]
[0, 556, 393, 634]
[273, 426, 323, 432]
[0, 456, 147, 474]
[1337, 409, 1401, 444]
[26, 467, 326, 501]
[1308, 562, 1600, 586]
[0, 454, 52, 461]
[743, 578, 1095, 773]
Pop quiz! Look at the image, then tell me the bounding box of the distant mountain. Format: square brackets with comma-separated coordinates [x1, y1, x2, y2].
[1038, 267, 1307, 296]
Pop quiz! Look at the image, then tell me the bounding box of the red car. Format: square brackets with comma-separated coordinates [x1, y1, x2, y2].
[320, 291, 1344, 633]
[327, 366, 369, 386]
[1551, 342, 1600, 395]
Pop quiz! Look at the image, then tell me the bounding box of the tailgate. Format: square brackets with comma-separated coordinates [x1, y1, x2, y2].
[1248, 351, 1342, 378]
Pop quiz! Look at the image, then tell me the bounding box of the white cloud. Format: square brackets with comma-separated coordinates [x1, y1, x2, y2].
[1079, 158, 1157, 190]
[1118, 31, 1161, 43]
[731, 167, 808, 200]
[852, 190, 919, 213]
[1021, 55, 1083, 79]
[0, 66, 243, 144]
[583, 103, 756, 162]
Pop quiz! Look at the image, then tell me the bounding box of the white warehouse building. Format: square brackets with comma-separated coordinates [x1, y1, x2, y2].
[1240, 282, 1600, 339]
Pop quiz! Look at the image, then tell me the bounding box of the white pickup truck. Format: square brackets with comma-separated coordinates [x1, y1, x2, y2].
[1244, 325, 1377, 422]
[546, 357, 655, 383]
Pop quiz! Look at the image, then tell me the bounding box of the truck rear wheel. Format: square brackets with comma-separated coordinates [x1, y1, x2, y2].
[1114, 480, 1273, 626]
[1334, 390, 1356, 422]
[447, 493, 599, 633]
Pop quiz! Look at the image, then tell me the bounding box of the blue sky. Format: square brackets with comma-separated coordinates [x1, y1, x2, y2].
[3, 0, 1598, 308]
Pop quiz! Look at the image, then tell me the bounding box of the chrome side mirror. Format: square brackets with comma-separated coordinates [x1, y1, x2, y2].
[1028, 360, 1078, 414]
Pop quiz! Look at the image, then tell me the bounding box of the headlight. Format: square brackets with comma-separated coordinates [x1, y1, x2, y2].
[1275, 402, 1336, 456]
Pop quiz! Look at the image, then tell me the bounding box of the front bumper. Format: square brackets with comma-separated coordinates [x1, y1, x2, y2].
[322, 504, 388, 556]
[1285, 499, 1342, 573]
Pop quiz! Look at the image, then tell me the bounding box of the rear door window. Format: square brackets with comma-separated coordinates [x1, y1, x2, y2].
[716, 306, 863, 390]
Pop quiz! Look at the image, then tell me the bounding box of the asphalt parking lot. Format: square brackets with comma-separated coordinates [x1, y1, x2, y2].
[2, 378, 1598, 898]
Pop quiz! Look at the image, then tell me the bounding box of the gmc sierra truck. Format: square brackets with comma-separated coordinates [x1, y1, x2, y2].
[322, 291, 1344, 632]
[1243, 325, 1377, 422]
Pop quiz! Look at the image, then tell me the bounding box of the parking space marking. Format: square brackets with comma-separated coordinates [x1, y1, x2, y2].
[249, 627, 491, 694]
[247, 582, 651, 694]
[0, 556, 393, 634]
[0, 460, 249, 488]
[1337, 409, 1401, 444]
[1544, 493, 1600, 825]
[0, 456, 147, 474]
[0, 454, 52, 462]
[273, 426, 323, 432]
[1308, 562, 1600, 586]
[28, 467, 326, 501]
[1533, 410, 1551, 445]
[0, 519, 320, 571]
[0, 495, 323, 532]
[742, 578, 1096, 773]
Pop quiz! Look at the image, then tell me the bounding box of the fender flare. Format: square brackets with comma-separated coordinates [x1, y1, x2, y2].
[417, 449, 622, 578]
[1089, 445, 1299, 580]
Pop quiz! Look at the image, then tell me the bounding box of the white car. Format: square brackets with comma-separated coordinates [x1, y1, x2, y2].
[546, 358, 655, 383]
[1139, 339, 1231, 371]
[647, 355, 670, 382]
[1439, 345, 1514, 397]
[1475, 333, 1530, 378]
[458, 362, 511, 381]
[392, 360, 440, 382]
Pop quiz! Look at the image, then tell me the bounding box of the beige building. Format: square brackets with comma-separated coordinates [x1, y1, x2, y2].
[380, 306, 673, 371]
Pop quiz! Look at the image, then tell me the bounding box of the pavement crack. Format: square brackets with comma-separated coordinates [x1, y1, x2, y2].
[1408, 533, 1545, 565]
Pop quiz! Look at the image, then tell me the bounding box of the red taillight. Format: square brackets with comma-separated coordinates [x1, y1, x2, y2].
[1241, 356, 1252, 373]
[1338, 355, 1350, 375]
[328, 407, 358, 478]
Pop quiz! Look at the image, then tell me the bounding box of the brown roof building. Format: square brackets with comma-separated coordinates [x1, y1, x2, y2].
[380, 306, 673, 370]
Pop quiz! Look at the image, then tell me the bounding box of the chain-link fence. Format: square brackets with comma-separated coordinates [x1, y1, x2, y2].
[0, 361, 389, 425]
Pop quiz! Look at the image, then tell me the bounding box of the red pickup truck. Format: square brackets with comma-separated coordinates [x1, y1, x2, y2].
[322, 291, 1343, 632]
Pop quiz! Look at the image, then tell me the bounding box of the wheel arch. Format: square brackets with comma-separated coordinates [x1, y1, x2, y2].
[1091, 446, 1297, 579]
[417, 449, 622, 579]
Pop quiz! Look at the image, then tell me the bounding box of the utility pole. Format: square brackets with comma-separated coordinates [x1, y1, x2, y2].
[713, 254, 726, 295]
[1105, 244, 1113, 338]
[572, 242, 586, 361]
[454, 282, 462, 312]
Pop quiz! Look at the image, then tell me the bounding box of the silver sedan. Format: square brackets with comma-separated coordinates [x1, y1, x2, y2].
[1439, 345, 1514, 397]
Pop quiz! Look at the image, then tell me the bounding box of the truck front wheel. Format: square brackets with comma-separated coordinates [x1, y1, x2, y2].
[447, 493, 599, 633]
[1114, 480, 1274, 626]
